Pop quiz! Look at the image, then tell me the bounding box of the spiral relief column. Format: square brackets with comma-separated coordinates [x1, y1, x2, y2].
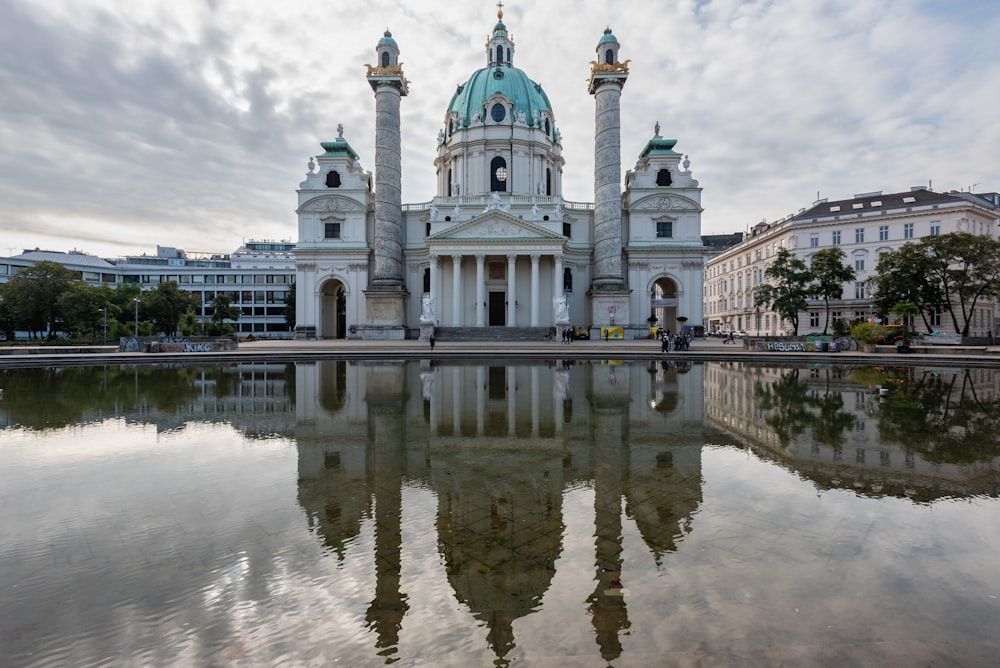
[587, 28, 631, 331]
[364, 30, 409, 338]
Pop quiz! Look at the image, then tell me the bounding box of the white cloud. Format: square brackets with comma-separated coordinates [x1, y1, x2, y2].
[0, 0, 996, 258]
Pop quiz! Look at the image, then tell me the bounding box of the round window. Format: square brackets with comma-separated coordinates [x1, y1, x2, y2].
[490, 103, 506, 123]
[495, 166, 507, 182]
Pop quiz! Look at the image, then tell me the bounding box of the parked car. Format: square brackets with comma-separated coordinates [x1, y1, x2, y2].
[572, 325, 590, 340]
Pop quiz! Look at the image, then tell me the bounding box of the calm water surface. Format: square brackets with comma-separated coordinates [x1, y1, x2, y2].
[1, 360, 998, 666]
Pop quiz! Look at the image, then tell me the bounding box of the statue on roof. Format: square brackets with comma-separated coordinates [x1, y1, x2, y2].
[654, 121, 660, 138]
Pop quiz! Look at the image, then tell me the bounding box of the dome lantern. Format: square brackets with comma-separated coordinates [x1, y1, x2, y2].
[486, 1, 514, 67]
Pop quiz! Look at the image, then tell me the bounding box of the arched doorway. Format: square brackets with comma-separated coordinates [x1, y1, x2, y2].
[651, 278, 680, 334]
[320, 280, 347, 339]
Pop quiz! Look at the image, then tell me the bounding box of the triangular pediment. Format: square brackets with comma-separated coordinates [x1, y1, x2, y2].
[429, 211, 566, 242]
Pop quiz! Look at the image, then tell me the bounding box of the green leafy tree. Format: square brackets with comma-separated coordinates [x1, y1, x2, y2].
[144, 281, 200, 336]
[808, 247, 855, 335]
[210, 293, 241, 327]
[753, 247, 811, 335]
[919, 232, 1000, 336]
[0, 260, 76, 339]
[869, 242, 944, 330]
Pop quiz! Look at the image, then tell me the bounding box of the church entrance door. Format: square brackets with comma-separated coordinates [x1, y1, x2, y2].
[488, 291, 506, 326]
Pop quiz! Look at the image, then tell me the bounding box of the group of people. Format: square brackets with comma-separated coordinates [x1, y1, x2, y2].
[657, 328, 691, 352]
[560, 328, 575, 344]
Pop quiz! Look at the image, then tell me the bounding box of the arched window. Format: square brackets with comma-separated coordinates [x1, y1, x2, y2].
[506, 47, 510, 63]
[447, 168, 452, 198]
[490, 156, 508, 192]
[496, 45, 503, 64]
[381, 51, 389, 68]
[605, 49, 614, 65]
[423, 268, 431, 293]
[546, 168, 552, 196]
[563, 267, 573, 292]
[656, 169, 672, 186]
[544, 118, 551, 136]
[325, 170, 341, 188]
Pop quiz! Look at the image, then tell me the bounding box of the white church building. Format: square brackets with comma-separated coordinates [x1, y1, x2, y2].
[293, 8, 705, 340]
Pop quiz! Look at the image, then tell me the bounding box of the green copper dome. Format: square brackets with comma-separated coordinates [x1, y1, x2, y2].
[377, 30, 397, 48]
[447, 66, 553, 128]
[598, 27, 618, 45]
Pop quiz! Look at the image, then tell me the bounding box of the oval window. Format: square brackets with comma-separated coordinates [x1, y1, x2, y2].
[490, 103, 506, 123]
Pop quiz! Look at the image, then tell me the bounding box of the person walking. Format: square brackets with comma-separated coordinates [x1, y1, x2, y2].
[429, 335, 436, 349]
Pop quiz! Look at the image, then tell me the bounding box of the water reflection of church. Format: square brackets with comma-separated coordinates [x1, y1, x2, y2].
[294, 359, 713, 663]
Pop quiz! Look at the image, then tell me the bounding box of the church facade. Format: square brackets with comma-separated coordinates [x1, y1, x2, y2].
[294, 9, 705, 340]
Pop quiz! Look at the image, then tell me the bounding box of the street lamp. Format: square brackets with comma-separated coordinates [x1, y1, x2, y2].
[133, 297, 140, 337]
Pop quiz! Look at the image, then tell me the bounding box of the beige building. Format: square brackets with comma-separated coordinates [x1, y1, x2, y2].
[704, 188, 1000, 336]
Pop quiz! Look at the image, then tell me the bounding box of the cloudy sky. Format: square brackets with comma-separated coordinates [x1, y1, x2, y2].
[1, 0, 996, 259]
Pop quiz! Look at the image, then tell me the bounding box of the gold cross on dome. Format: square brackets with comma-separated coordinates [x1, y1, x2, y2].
[497, 1, 504, 19]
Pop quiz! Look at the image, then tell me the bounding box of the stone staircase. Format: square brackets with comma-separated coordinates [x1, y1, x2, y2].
[432, 326, 554, 342]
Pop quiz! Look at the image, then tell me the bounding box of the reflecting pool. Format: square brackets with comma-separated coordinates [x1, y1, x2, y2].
[1, 360, 998, 666]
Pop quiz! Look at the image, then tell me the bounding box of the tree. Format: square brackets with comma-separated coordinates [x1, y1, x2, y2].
[920, 232, 1000, 337]
[0, 260, 76, 339]
[808, 247, 855, 335]
[869, 242, 944, 332]
[210, 293, 241, 327]
[144, 281, 200, 336]
[753, 247, 811, 335]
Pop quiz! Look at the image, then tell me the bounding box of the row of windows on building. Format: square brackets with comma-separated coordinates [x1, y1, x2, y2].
[809, 222, 939, 247]
[127, 273, 293, 285]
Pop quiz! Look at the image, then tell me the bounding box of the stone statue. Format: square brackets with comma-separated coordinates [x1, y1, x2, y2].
[683, 154, 691, 171]
[337, 123, 344, 139]
[437, 129, 445, 145]
[531, 203, 540, 219]
[471, 111, 482, 125]
[554, 295, 570, 324]
[420, 294, 436, 323]
[654, 121, 660, 137]
[515, 109, 526, 125]
[452, 182, 460, 196]
[307, 157, 315, 173]
[452, 204, 461, 218]
[553, 204, 563, 221]
[430, 205, 439, 221]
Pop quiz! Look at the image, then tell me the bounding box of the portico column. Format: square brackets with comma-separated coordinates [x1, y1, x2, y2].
[554, 253, 564, 302]
[530, 253, 540, 327]
[507, 254, 517, 326]
[475, 254, 486, 327]
[429, 255, 439, 319]
[451, 254, 462, 326]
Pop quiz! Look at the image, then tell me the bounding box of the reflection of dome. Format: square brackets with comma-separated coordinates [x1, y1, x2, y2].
[447, 66, 553, 127]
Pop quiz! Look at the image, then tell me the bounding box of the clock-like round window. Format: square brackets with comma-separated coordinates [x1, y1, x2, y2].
[490, 103, 506, 123]
[495, 165, 507, 182]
